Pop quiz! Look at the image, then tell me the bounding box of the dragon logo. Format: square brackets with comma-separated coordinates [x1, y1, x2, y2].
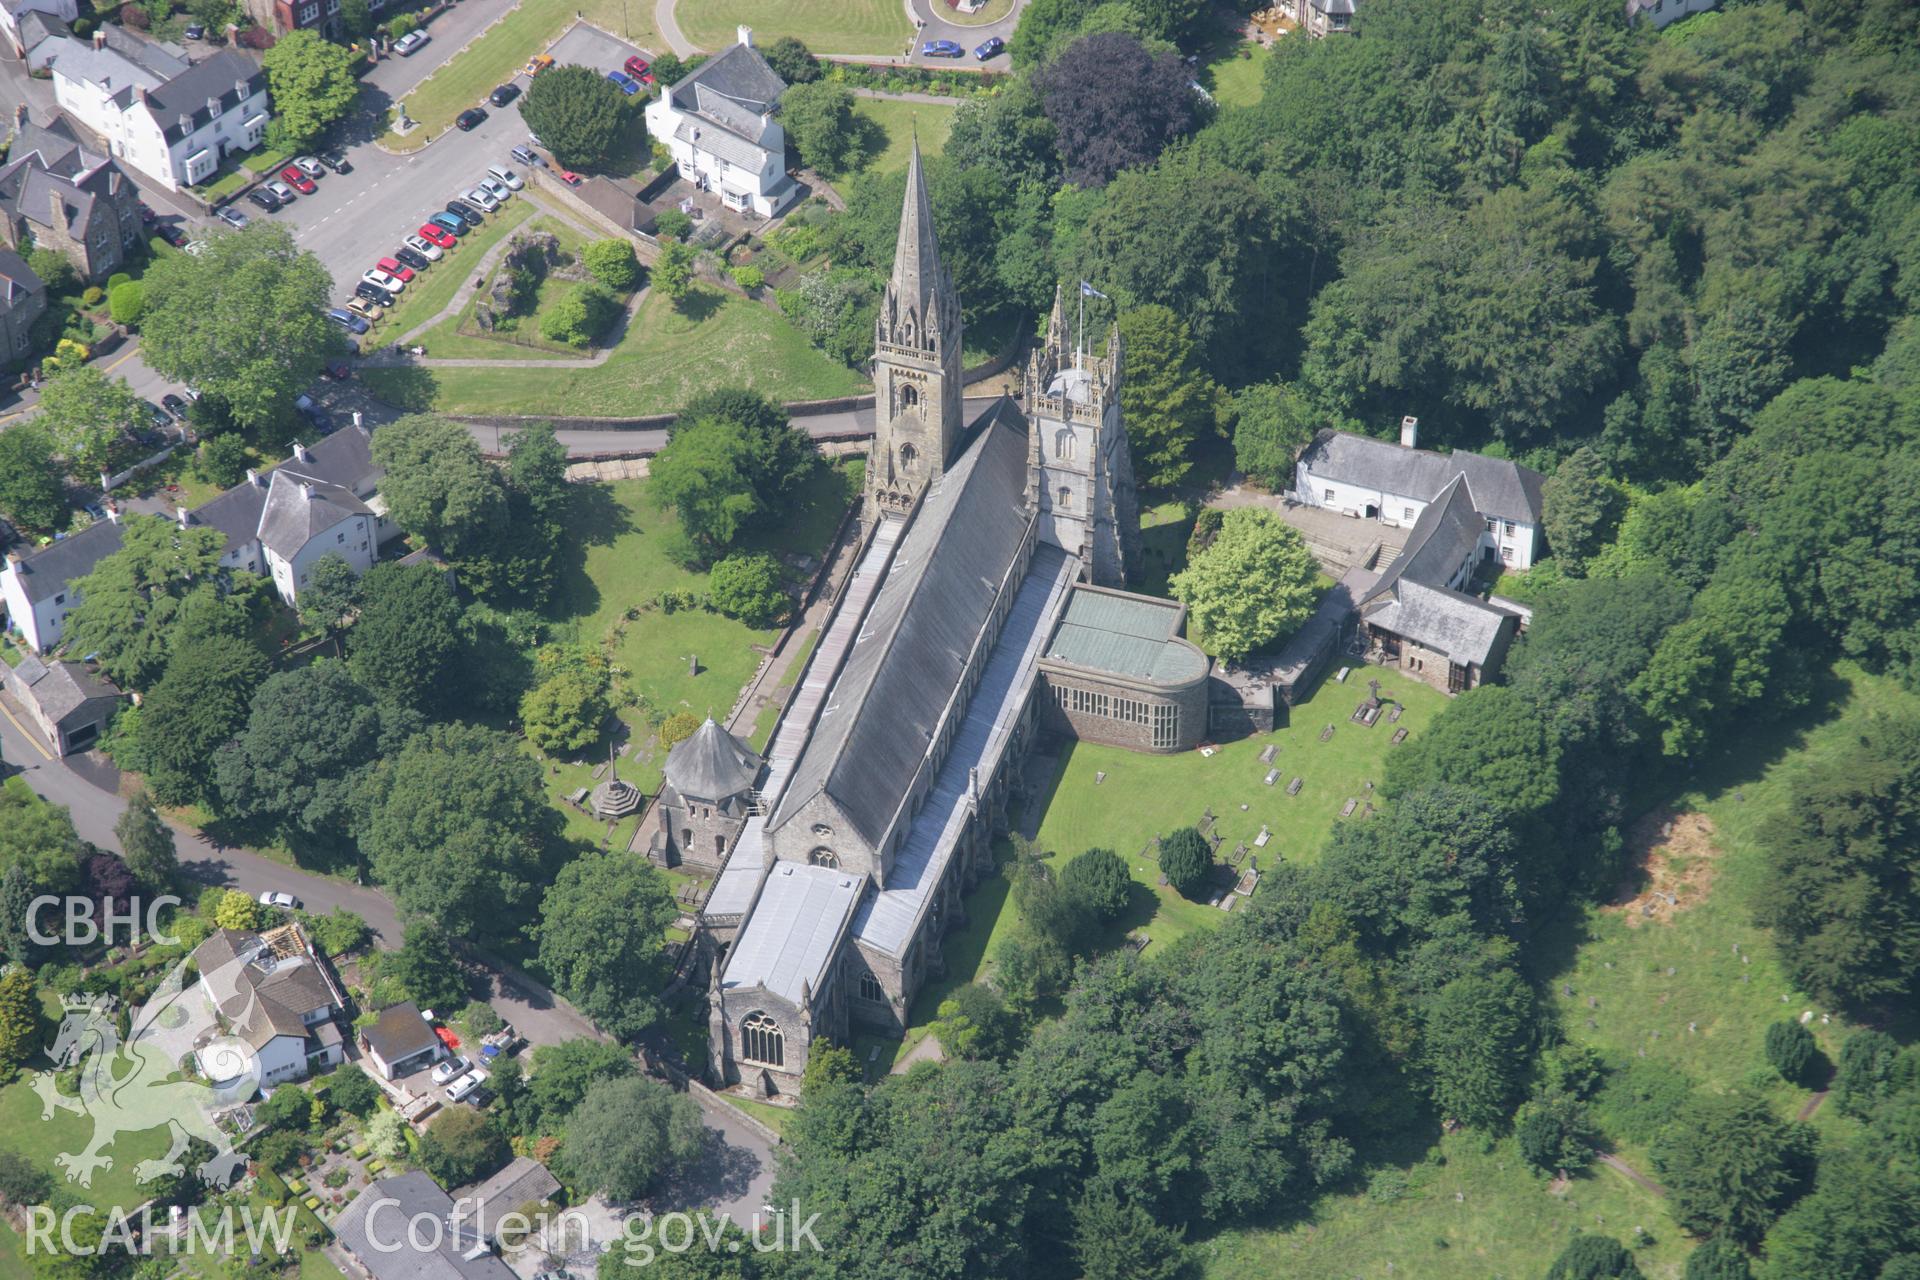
[33, 954, 262, 1190]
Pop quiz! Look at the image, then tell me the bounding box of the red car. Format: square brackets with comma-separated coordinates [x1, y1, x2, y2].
[280, 165, 316, 195]
[417, 223, 457, 249]
[375, 256, 416, 283]
[558, 169, 583, 186]
[623, 54, 653, 84]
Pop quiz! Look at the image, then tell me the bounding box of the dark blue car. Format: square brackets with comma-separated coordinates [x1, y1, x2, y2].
[605, 69, 641, 95]
[973, 36, 1005, 60]
[921, 39, 964, 58]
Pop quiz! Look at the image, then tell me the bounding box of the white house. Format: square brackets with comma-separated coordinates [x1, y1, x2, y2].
[192, 924, 348, 1088]
[1294, 417, 1546, 571]
[644, 26, 799, 218]
[358, 1003, 443, 1081]
[0, 516, 121, 653]
[0, 0, 74, 60]
[41, 29, 266, 191]
[1624, 0, 1717, 28]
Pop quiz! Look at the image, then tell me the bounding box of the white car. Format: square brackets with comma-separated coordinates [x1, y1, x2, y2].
[478, 176, 512, 203]
[265, 179, 296, 202]
[445, 1067, 489, 1103]
[256, 891, 300, 910]
[393, 30, 429, 55]
[402, 233, 444, 261]
[462, 186, 500, 212]
[362, 268, 406, 293]
[292, 156, 324, 179]
[431, 1055, 471, 1085]
[486, 164, 523, 190]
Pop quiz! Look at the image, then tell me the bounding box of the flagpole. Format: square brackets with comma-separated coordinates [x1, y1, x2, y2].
[1076, 284, 1084, 370]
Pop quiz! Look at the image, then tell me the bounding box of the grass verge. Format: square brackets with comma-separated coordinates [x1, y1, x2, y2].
[676, 0, 911, 56]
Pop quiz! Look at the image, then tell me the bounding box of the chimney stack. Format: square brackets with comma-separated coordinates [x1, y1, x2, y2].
[14, 102, 27, 129]
[48, 188, 66, 229]
[92, 28, 105, 49]
[1399, 415, 1419, 450]
[737, 24, 753, 46]
[300, 482, 314, 500]
[245, 468, 260, 487]
[292, 441, 310, 462]
[175, 507, 189, 529]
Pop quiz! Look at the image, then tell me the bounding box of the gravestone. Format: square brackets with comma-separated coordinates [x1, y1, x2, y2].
[1094, 771, 1106, 785]
[1253, 825, 1271, 848]
[1264, 769, 1279, 786]
[1390, 727, 1409, 744]
[1286, 777, 1303, 795]
[1340, 798, 1358, 818]
[1319, 724, 1335, 742]
[1259, 744, 1277, 764]
[1387, 704, 1404, 723]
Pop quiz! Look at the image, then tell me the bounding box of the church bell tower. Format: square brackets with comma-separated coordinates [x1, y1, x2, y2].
[867, 140, 963, 518]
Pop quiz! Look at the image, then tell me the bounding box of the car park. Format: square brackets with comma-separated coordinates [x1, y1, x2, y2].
[375, 256, 416, 283]
[320, 150, 353, 174]
[394, 245, 432, 272]
[355, 280, 395, 306]
[256, 891, 300, 910]
[363, 268, 406, 293]
[426, 214, 466, 238]
[215, 206, 249, 228]
[487, 163, 524, 190]
[974, 36, 1005, 59]
[326, 307, 369, 334]
[447, 198, 485, 222]
[393, 30, 429, 55]
[419, 221, 458, 246]
[489, 83, 520, 107]
[623, 54, 653, 84]
[292, 156, 324, 179]
[345, 297, 383, 322]
[456, 107, 488, 131]
[266, 178, 297, 202]
[605, 69, 641, 96]
[464, 185, 501, 211]
[158, 223, 189, 247]
[524, 53, 553, 77]
[479, 176, 513, 203]
[280, 166, 316, 194]
[245, 189, 281, 212]
[432, 1056, 471, 1085]
[922, 39, 964, 57]
[403, 233, 444, 260]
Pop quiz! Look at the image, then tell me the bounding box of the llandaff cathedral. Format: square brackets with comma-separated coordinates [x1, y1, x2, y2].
[666, 144, 1214, 1096]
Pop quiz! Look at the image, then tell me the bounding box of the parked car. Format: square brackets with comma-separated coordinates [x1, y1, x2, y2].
[509, 145, 538, 167]
[393, 30, 429, 55]
[488, 83, 520, 107]
[354, 280, 395, 307]
[623, 54, 653, 83]
[394, 245, 433, 272]
[183, 21, 204, 38]
[922, 39, 965, 57]
[183, 385, 202, 401]
[419, 221, 459, 246]
[403, 233, 445, 260]
[455, 107, 488, 131]
[291, 156, 325, 180]
[326, 307, 368, 334]
[604, 69, 641, 96]
[136, 201, 156, 224]
[323, 359, 351, 381]
[265, 178, 297, 202]
[523, 53, 553, 77]
[446, 198, 485, 222]
[362, 267, 406, 293]
[426, 213, 467, 238]
[157, 223, 189, 247]
[486, 163, 524, 190]
[280, 166, 316, 194]
[245, 189, 281, 212]
[479, 176, 513, 203]
[345, 297, 383, 322]
[256, 891, 300, 910]
[215, 205, 249, 228]
[974, 36, 1005, 59]
[141, 400, 172, 429]
[557, 169, 582, 186]
[445, 1069, 489, 1104]
[462, 186, 500, 212]
[375, 256, 416, 283]
[319, 149, 353, 174]
[432, 1056, 471, 1085]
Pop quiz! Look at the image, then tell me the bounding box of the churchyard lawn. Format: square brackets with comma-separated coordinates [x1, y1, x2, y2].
[849, 98, 956, 178]
[675, 0, 912, 57]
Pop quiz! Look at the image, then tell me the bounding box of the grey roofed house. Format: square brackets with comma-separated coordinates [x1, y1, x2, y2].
[191, 925, 342, 1050]
[181, 425, 382, 558]
[0, 245, 44, 318]
[722, 861, 864, 1005]
[456, 1157, 561, 1242]
[3, 517, 121, 604]
[1364, 474, 1483, 603]
[766, 403, 1032, 849]
[15, 11, 70, 56]
[335, 1172, 517, 1280]
[663, 717, 759, 802]
[144, 48, 265, 145]
[1297, 429, 1547, 527]
[672, 40, 785, 128]
[257, 471, 372, 561]
[362, 1002, 440, 1066]
[1363, 579, 1511, 668]
[3, 651, 122, 754]
[36, 25, 189, 105]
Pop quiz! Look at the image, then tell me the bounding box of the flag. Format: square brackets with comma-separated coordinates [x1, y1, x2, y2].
[1078, 281, 1108, 300]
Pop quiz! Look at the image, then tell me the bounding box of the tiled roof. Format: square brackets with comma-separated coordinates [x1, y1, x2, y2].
[3, 516, 118, 604]
[662, 717, 758, 801]
[1044, 586, 1206, 685]
[256, 470, 369, 561]
[335, 1174, 517, 1280]
[8, 653, 119, 722]
[720, 862, 862, 1006]
[1298, 429, 1546, 525]
[362, 1002, 438, 1063]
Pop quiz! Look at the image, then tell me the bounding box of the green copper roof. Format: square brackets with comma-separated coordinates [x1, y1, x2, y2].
[1045, 587, 1207, 684]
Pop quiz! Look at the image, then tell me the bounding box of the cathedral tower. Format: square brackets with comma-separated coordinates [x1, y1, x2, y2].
[1024, 285, 1141, 586]
[867, 140, 963, 518]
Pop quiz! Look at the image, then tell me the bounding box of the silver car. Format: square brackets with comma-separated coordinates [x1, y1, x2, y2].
[462, 186, 500, 212]
[478, 176, 513, 203]
[266, 179, 296, 202]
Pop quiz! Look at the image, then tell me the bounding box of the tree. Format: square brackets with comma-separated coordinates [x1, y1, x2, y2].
[1765, 1020, 1819, 1086]
[0, 866, 43, 969]
[133, 633, 270, 805]
[298, 554, 362, 642]
[648, 417, 761, 556]
[520, 666, 611, 756]
[373, 922, 470, 1012]
[215, 660, 398, 851]
[213, 889, 263, 932]
[260, 31, 359, 152]
[1230, 381, 1315, 491]
[707, 553, 786, 627]
[195, 433, 250, 489]
[64, 516, 233, 690]
[539, 282, 619, 348]
[1420, 968, 1534, 1129]
[0, 966, 43, 1079]
[358, 723, 560, 942]
[1072, 1185, 1189, 1280]
[1060, 847, 1130, 923]
[1117, 305, 1219, 489]
[1832, 1030, 1902, 1118]
[581, 238, 641, 291]
[1542, 448, 1627, 572]
[1544, 1235, 1644, 1280]
[113, 792, 176, 891]
[678, 387, 819, 506]
[534, 850, 677, 1040]
[928, 983, 1018, 1060]
[306, 907, 370, 958]
[1036, 34, 1197, 187]
[1681, 1240, 1751, 1280]
[326, 1068, 381, 1118]
[652, 239, 696, 306]
[659, 711, 700, 747]
[1158, 827, 1211, 900]
[520, 64, 639, 170]
[0, 1149, 51, 1207]
[763, 35, 819, 84]
[1650, 1091, 1813, 1244]
[0, 425, 69, 533]
[556, 1075, 703, 1201]
[781, 81, 862, 175]
[420, 1106, 507, 1187]
[1169, 508, 1319, 663]
[527, 1039, 633, 1128]
[36, 367, 146, 478]
[1515, 1092, 1597, 1173]
[347, 563, 466, 715]
[371, 414, 509, 560]
[139, 225, 337, 430]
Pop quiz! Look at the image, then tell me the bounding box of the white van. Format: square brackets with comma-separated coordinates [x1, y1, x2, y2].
[444, 1066, 490, 1103]
[486, 164, 524, 190]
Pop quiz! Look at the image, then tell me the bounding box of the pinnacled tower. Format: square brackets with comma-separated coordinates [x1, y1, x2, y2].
[1024, 285, 1140, 586]
[866, 139, 963, 518]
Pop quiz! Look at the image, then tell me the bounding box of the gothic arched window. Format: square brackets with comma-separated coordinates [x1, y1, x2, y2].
[1054, 429, 1075, 461]
[808, 848, 838, 868]
[901, 310, 916, 346]
[900, 384, 919, 410]
[1058, 486, 1074, 510]
[740, 1012, 784, 1067]
[900, 443, 918, 473]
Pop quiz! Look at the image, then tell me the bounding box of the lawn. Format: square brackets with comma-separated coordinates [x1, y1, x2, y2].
[724, 1096, 791, 1136]
[414, 214, 629, 359]
[364, 284, 868, 416]
[677, 0, 912, 56]
[1203, 42, 1272, 108]
[850, 97, 956, 177]
[0, 1071, 173, 1214]
[385, 1, 662, 148]
[366, 200, 538, 343]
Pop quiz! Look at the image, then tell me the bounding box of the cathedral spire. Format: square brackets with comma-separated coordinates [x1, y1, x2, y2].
[1045, 283, 1068, 359]
[885, 138, 953, 346]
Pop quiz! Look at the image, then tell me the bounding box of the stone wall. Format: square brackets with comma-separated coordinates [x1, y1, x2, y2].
[1036, 666, 1209, 754]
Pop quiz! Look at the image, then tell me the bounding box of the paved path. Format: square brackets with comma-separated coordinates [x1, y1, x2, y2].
[653, 0, 692, 56]
[851, 87, 965, 105]
[1595, 1152, 1666, 1197]
[1797, 1090, 1828, 1122]
[653, 0, 1018, 64]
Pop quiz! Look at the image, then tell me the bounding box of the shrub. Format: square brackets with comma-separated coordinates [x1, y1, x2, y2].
[463, 999, 504, 1037]
[326, 1068, 381, 1117]
[108, 281, 145, 326]
[106, 273, 132, 290]
[659, 711, 700, 747]
[1059, 847, 1130, 923]
[195, 433, 252, 488]
[539, 282, 618, 348]
[654, 208, 692, 242]
[730, 264, 764, 293]
[581, 238, 641, 291]
[387, 12, 415, 36]
[307, 907, 371, 957]
[1764, 1020, 1818, 1086]
[81, 286, 104, 306]
[1515, 1092, 1597, 1172]
[707, 553, 786, 627]
[1158, 827, 1212, 900]
[0, 1149, 52, 1205]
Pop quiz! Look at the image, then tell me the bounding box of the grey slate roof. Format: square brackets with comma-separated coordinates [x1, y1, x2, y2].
[766, 401, 1031, 848]
[183, 426, 380, 558]
[1363, 579, 1511, 668]
[458, 1158, 561, 1242]
[1364, 474, 1482, 604]
[1298, 429, 1546, 525]
[187, 473, 270, 557]
[145, 49, 265, 145]
[38, 29, 186, 109]
[15, 11, 69, 52]
[257, 471, 370, 561]
[0, 246, 42, 315]
[1044, 587, 1206, 685]
[663, 717, 759, 801]
[191, 926, 339, 1052]
[336, 1173, 516, 1280]
[721, 861, 863, 1006]
[362, 1002, 439, 1064]
[4, 517, 120, 604]
[672, 118, 763, 170]
[670, 40, 784, 120]
[9, 653, 119, 722]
